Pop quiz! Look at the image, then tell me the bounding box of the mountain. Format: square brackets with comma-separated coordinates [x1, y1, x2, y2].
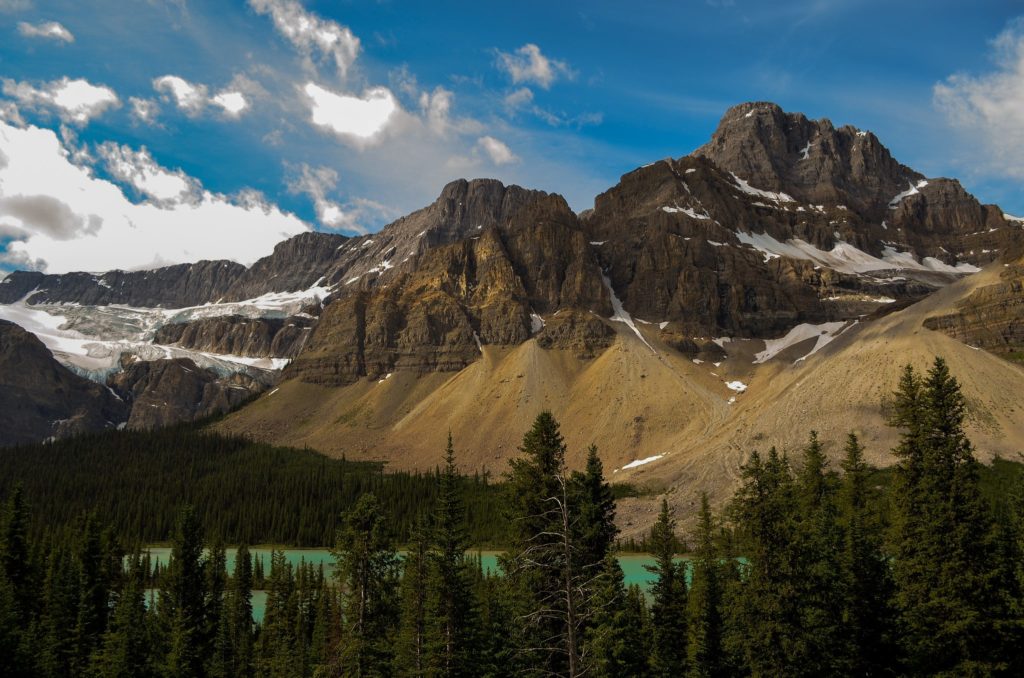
[0, 319, 127, 445]
[2, 101, 1023, 534]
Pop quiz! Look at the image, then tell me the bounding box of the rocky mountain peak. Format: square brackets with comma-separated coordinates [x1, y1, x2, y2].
[695, 101, 920, 216]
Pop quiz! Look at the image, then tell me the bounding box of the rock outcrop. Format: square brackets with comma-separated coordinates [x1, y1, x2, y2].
[924, 258, 1024, 357]
[154, 314, 314, 358]
[107, 357, 264, 429]
[0, 319, 127, 446]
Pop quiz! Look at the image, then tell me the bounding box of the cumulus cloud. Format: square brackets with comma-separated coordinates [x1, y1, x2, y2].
[286, 162, 398, 234]
[153, 75, 250, 118]
[476, 136, 518, 165]
[96, 142, 198, 203]
[496, 43, 573, 89]
[1, 77, 119, 125]
[249, 0, 360, 78]
[304, 82, 398, 142]
[0, 120, 308, 273]
[934, 19, 1024, 177]
[17, 20, 74, 43]
[129, 97, 159, 124]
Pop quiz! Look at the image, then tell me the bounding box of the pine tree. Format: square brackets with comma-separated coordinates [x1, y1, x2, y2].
[686, 494, 724, 678]
[0, 485, 31, 623]
[395, 519, 430, 677]
[501, 411, 573, 675]
[793, 431, 849, 675]
[257, 550, 299, 678]
[332, 493, 400, 677]
[427, 433, 479, 676]
[204, 541, 228, 677]
[37, 543, 80, 677]
[646, 498, 687, 677]
[889, 358, 1010, 674]
[92, 552, 153, 678]
[72, 513, 114, 675]
[727, 448, 803, 676]
[226, 544, 255, 678]
[838, 433, 897, 675]
[161, 506, 208, 678]
[584, 553, 647, 677]
[569, 445, 618, 569]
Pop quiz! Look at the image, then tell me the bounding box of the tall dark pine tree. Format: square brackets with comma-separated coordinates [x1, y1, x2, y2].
[889, 358, 1009, 675]
[727, 448, 804, 676]
[647, 498, 687, 677]
[73, 514, 115, 675]
[584, 553, 647, 677]
[427, 433, 478, 676]
[0, 485, 31, 623]
[92, 552, 153, 678]
[793, 432, 850, 676]
[332, 493, 400, 677]
[160, 506, 208, 678]
[395, 518, 430, 677]
[686, 494, 724, 678]
[569, 445, 618, 569]
[502, 411, 573, 676]
[837, 433, 897, 676]
[225, 544, 255, 678]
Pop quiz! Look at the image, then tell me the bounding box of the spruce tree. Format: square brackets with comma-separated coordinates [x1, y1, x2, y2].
[569, 445, 618, 569]
[686, 494, 724, 678]
[647, 498, 687, 677]
[395, 519, 430, 677]
[727, 448, 803, 676]
[92, 552, 153, 678]
[793, 432, 849, 676]
[226, 544, 255, 678]
[427, 434, 479, 676]
[204, 541, 228, 677]
[161, 506, 208, 678]
[73, 514, 113, 675]
[838, 433, 897, 675]
[257, 550, 299, 677]
[332, 493, 400, 677]
[502, 411, 572, 675]
[889, 358, 1009, 674]
[584, 553, 647, 677]
[0, 485, 31, 623]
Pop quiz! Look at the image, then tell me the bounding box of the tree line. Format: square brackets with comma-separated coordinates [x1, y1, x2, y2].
[2, 356, 1024, 675]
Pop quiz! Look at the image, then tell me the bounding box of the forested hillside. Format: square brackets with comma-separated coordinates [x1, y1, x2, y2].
[2, 358, 1024, 676]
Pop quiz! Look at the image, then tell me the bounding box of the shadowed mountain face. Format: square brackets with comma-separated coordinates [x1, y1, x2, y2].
[2, 101, 1023, 452]
[0, 319, 127, 445]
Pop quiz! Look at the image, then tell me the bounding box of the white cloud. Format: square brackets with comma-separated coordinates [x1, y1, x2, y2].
[211, 91, 249, 117]
[153, 75, 208, 115]
[1, 77, 119, 126]
[934, 19, 1024, 177]
[286, 162, 398, 234]
[249, 0, 360, 78]
[153, 75, 250, 119]
[504, 86, 534, 109]
[96, 142, 197, 203]
[477, 136, 518, 165]
[304, 82, 398, 142]
[496, 43, 573, 89]
[0, 121, 308, 273]
[17, 20, 74, 43]
[129, 97, 159, 124]
[419, 86, 453, 135]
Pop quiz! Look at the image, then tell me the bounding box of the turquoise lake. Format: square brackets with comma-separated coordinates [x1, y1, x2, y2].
[144, 548, 675, 623]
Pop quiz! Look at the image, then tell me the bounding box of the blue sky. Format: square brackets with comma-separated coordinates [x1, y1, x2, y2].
[1, 0, 1022, 273]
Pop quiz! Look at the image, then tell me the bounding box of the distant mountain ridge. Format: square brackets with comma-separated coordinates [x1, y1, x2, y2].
[1, 101, 1022, 461]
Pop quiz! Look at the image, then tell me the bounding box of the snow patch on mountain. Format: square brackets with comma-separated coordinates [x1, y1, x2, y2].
[730, 173, 795, 203]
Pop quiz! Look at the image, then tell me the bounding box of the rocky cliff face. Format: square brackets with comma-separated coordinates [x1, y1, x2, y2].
[288, 191, 611, 384]
[0, 319, 127, 445]
[154, 314, 314, 358]
[924, 257, 1024, 357]
[107, 356, 264, 429]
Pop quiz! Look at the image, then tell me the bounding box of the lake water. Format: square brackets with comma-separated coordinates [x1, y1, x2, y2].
[144, 547, 674, 623]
